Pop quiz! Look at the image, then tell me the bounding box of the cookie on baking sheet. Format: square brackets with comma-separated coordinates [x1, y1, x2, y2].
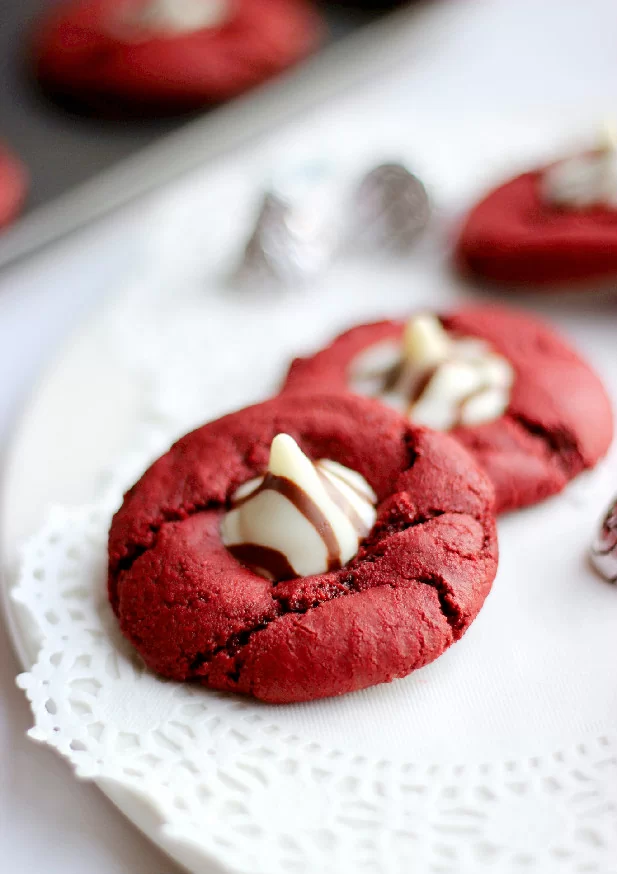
[108, 394, 498, 704]
[32, 0, 323, 115]
[455, 135, 617, 286]
[281, 306, 614, 514]
[0, 142, 27, 230]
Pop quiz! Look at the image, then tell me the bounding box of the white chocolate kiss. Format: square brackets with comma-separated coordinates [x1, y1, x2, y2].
[350, 314, 514, 431]
[221, 434, 377, 581]
[543, 127, 617, 208]
[124, 0, 229, 36]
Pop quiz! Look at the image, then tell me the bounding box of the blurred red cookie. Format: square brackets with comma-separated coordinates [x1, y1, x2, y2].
[33, 0, 324, 114]
[0, 143, 27, 230]
[455, 146, 617, 286]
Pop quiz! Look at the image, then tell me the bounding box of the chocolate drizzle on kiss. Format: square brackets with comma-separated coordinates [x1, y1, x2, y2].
[228, 468, 373, 581]
[316, 470, 372, 544]
[591, 498, 617, 583]
[372, 355, 493, 427]
[225, 543, 297, 582]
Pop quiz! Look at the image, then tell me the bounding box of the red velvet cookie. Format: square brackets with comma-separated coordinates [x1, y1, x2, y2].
[281, 306, 614, 514]
[0, 143, 27, 230]
[455, 162, 617, 286]
[108, 394, 498, 704]
[33, 0, 323, 114]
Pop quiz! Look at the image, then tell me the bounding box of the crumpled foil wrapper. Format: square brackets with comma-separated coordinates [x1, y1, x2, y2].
[590, 496, 617, 583]
[349, 162, 431, 254]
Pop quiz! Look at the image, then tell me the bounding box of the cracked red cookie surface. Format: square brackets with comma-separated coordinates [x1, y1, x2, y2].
[33, 0, 323, 114]
[281, 306, 614, 514]
[108, 394, 498, 704]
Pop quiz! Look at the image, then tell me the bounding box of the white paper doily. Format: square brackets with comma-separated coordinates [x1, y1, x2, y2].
[10, 108, 617, 874]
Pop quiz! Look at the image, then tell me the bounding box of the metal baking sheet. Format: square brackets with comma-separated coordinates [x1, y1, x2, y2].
[0, 1, 444, 268]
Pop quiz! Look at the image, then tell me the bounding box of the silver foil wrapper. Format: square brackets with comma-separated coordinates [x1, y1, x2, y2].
[349, 162, 431, 254]
[590, 496, 617, 582]
[235, 161, 430, 288]
[236, 169, 340, 288]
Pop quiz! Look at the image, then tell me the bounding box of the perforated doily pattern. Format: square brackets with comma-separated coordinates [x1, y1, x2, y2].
[12, 463, 617, 874]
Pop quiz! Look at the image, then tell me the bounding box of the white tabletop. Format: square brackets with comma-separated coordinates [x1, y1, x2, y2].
[1, 1, 616, 871]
